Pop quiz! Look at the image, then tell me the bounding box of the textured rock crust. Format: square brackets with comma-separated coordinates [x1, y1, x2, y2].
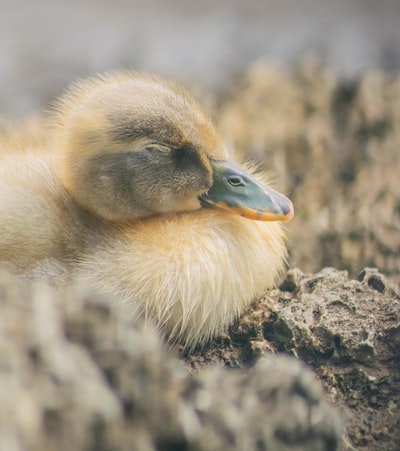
[187, 267, 400, 451]
[1, 267, 398, 450]
[0, 270, 341, 451]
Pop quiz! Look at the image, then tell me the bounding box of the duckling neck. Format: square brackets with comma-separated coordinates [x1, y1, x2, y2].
[74, 209, 287, 350]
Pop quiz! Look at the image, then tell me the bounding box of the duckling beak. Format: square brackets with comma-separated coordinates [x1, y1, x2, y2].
[199, 160, 294, 221]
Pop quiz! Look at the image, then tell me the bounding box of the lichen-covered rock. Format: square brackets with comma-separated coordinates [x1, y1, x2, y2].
[188, 267, 400, 451]
[0, 270, 341, 451]
[266, 268, 399, 365]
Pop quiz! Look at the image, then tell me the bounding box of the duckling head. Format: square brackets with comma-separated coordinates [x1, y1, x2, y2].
[53, 71, 293, 223]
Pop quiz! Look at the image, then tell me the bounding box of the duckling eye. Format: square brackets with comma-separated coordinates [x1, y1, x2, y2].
[227, 175, 245, 187]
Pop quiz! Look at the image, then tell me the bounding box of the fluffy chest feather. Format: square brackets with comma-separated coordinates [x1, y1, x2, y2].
[74, 210, 286, 350]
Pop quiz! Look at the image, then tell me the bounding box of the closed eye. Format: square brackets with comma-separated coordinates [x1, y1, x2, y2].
[145, 144, 171, 154]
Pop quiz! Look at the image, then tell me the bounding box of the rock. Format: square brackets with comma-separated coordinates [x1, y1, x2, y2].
[2, 266, 396, 450]
[188, 267, 400, 451]
[357, 267, 392, 294]
[0, 270, 341, 451]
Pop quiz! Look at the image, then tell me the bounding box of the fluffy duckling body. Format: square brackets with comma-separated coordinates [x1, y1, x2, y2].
[0, 146, 103, 279]
[0, 72, 293, 349]
[76, 209, 286, 349]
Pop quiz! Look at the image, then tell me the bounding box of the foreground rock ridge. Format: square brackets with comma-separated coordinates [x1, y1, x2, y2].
[0, 270, 341, 451]
[0, 266, 398, 450]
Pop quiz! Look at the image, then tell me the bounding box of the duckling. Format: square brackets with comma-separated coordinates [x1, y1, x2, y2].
[0, 71, 293, 349]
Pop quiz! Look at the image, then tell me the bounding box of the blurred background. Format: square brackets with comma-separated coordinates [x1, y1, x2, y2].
[1, 0, 399, 287]
[1, 0, 400, 116]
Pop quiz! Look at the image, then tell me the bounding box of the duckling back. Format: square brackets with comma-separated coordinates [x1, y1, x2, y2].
[0, 118, 65, 272]
[0, 131, 106, 281]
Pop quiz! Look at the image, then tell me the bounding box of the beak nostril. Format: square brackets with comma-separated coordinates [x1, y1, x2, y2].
[281, 199, 294, 219]
[281, 202, 290, 215]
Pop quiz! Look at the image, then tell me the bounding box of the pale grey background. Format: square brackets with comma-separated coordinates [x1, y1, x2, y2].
[1, 0, 400, 116]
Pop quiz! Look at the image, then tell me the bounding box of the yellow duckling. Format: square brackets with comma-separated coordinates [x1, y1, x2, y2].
[0, 72, 293, 349]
